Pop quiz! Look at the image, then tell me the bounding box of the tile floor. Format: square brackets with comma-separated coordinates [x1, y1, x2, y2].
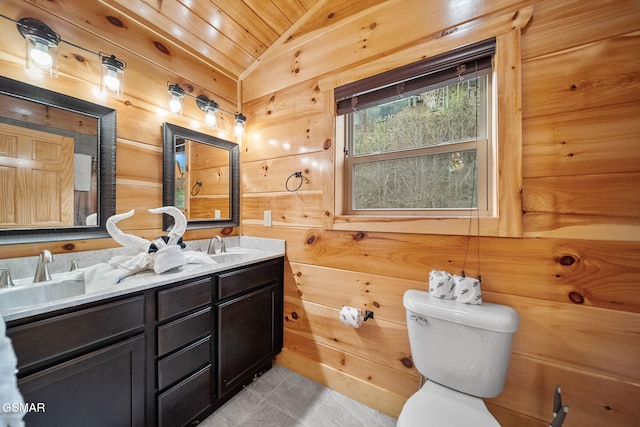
[200, 365, 397, 427]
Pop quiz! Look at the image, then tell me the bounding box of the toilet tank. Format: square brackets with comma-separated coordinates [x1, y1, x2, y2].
[403, 289, 519, 398]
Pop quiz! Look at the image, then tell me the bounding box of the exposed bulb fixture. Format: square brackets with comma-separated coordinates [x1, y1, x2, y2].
[9, 16, 126, 94]
[234, 113, 247, 137]
[168, 82, 247, 134]
[101, 54, 126, 97]
[17, 18, 59, 76]
[167, 83, 185, 114]
[197, 95, 219, 129]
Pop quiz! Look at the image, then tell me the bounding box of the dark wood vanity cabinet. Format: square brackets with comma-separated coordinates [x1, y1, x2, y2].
[155, 277, 214, 427]
[6, 296, 147, 427]
[216, 259, 284, 400]
[5, 256, 284, 427]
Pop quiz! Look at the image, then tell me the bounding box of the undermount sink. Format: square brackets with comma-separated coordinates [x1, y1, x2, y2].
[209, 250, 258, 264]
[0, 277, 85, 311]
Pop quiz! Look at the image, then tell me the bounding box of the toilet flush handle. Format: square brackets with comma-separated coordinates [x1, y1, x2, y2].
[410, 315, 428, 326]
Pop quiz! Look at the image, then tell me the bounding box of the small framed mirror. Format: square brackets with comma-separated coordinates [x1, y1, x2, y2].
[162, 123, 239, 230]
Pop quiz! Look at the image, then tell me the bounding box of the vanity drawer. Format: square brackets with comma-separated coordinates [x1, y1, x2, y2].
[8, 296, 145, 372]
[157, 277, 212, 321]
[158, 336, 211, 391]
[158, 366, 212, 427]
[157, 307, 211, 357]
[217, 259, 280, 300]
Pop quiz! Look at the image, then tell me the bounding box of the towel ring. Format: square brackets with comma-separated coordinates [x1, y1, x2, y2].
[191, 181, 203, 196]
[286, 171, 304, 192]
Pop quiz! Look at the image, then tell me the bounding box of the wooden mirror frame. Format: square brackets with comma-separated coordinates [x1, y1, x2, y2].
[162, 122, 239, 231]
[0, 76, 116, 245]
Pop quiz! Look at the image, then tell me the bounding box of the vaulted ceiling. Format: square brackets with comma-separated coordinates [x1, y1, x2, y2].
[100, 0, 394, 81]
[101, 0, 329, 80]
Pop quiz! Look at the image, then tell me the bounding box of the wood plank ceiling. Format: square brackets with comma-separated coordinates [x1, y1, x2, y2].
[100, 0, 323, 80]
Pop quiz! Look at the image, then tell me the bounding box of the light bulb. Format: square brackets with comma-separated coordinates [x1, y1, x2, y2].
[169, 95, 182, 113]
[234, 122, 244, 137]
[103, 69, 120, 91]
[205, 111, 217, 128]
[30, 41, 52, 67]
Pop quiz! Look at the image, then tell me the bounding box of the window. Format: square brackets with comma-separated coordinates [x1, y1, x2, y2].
[336, 39, 495, 217]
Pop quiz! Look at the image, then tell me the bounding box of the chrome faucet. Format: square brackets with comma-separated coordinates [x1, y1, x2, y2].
[207, 235, 227, 254]
[33, 250, 53, 283]
[0, 268, 14, 288]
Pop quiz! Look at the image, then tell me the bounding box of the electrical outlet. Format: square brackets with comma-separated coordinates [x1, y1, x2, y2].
[263, 210, 272, 227]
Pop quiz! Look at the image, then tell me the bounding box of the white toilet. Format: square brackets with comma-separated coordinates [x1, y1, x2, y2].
[397, 289, 519, 426]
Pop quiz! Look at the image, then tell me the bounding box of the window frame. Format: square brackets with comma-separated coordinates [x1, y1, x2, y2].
[322, 10, 529, 237]
[342, 70, 494, 217]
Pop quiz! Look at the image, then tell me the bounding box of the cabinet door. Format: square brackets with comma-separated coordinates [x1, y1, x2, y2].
[18, 335, 146, 427]
[217, 283, 278, 398]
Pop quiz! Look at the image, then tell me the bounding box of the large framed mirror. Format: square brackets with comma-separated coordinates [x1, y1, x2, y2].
[0, 76, 116, 245]
[162, 122, 239, 230]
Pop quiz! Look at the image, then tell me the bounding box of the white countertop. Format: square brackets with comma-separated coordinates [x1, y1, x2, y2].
[1, 237, 285, 323]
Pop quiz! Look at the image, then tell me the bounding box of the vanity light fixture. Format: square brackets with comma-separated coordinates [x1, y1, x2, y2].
[167, 82, 247, 136]
[167, 83, 185, 114]
[100, 53, 126, 97]
[2, 15, 127, 96]
[234, 113, 247, 137]
[17, 18, 60, 76]
[196, 95, 219, 128]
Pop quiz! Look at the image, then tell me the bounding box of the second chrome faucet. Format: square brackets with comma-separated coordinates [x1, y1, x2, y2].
[33, 250, 53, 283]
[207, 235, 226, 255]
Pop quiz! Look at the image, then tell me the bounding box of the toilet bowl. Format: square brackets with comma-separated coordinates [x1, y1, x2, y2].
[396, 381, 500, 427]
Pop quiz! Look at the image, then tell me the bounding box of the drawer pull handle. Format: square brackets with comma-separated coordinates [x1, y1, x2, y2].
[410, 315, 428, 326]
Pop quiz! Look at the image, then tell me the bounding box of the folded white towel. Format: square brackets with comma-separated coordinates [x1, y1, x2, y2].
[452, 274, 482, 304]
[0, 316, 25, 423]
[429, 270, 454, 300]
[153, 245, 187, 274]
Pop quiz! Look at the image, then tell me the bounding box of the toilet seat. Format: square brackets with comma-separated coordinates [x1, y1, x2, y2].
[397, 381, 500, 427]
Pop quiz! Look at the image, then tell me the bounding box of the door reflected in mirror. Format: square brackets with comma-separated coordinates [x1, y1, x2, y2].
[163, 123, 239, 231]
[0, 95, 99, 228]
[175, 138, 231, 221]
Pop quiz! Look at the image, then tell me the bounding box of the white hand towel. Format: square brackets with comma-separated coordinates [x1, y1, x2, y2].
[153, 245, 187, 274]
[429, 270, 454, 300]
[452, 274, 482, 304]
[0, 316, 25, 423]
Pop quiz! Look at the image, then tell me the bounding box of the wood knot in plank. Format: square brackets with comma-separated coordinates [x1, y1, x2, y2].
[353, 231, 366, 241]
[569, 291, 584, 304]
[106, 16, 125, 28]
[557, 254, 578, 266]
[401, 357, 413, 369]
[306, 234, 316, 245]
[73, 54, 85, 62]
[291, 312, 299, 320]
[220, 227, 233, 235]
[324, 139, 332, 150]
[153, 41, 170, 56]
[439, 27, 458, 38]
[373, 301, 380, 308]
[63, 243, 75, 251]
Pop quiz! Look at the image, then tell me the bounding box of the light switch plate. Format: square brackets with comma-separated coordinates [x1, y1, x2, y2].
[264, 210, 272, 227]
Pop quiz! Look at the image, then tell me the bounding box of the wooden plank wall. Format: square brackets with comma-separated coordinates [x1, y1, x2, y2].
[0, 0, 237, 259]
[240, 0, 640, 426]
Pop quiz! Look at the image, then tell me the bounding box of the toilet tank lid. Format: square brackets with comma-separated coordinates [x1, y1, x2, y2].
[403, 290, 519, 333]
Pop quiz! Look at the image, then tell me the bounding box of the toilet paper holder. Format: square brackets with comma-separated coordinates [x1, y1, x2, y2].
[363, 310, 374, 321]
